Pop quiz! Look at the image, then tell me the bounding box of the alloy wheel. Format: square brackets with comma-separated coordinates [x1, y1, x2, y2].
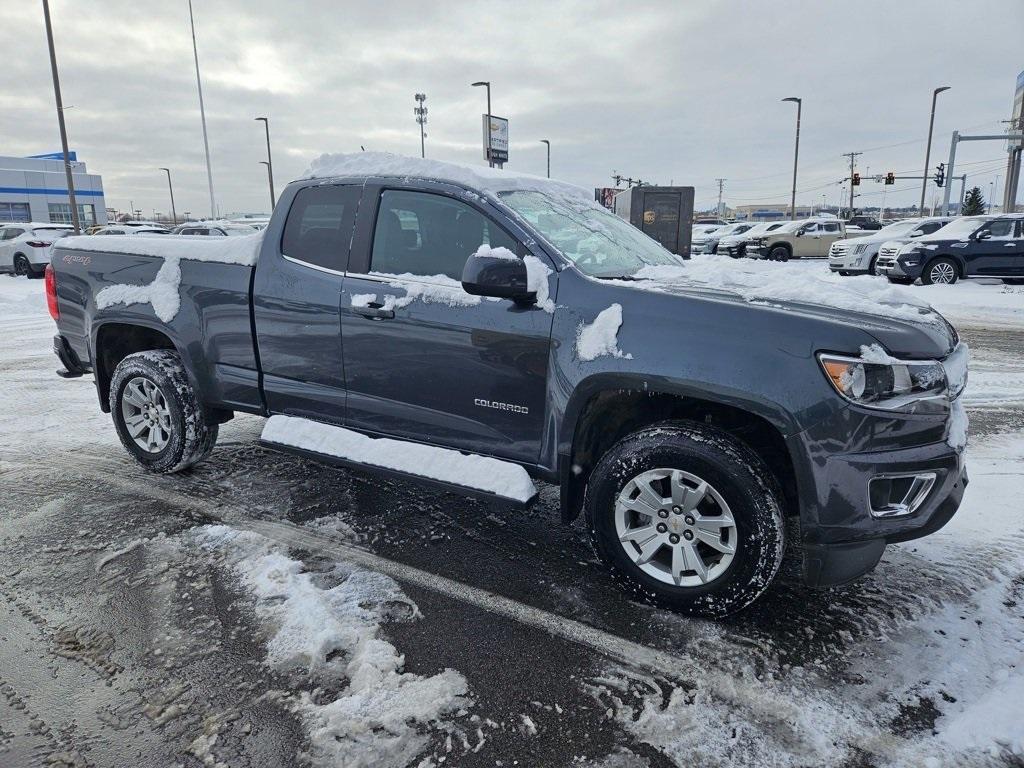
[929, 262, 956, 284]
[120, 376, 172, 453]
[614, 468, 737, 587]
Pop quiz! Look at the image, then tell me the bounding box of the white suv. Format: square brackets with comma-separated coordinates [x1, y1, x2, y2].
[829, 217, 951, 276]
[0, 223, 75, 278]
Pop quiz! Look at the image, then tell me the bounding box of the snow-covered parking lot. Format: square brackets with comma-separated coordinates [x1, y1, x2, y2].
[1, 266, 1022, 767]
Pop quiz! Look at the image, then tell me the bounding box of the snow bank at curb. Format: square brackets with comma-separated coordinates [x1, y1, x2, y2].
[262, 415, 538, 503]
[196, 525, 471, 767]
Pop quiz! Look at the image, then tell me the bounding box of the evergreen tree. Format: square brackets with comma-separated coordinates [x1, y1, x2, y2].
[961, 186, 986, 216]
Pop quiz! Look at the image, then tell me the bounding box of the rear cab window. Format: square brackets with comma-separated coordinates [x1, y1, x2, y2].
[280, 184, 361, 272]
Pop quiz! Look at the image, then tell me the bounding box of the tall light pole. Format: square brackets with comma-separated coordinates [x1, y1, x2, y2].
[715, 178, 726, 218]
[471, 81, 493, 168]
[41, 0, 80, 234]
[414, 94, 427, 158]
[254, 117, 275, 209]
[540, 139, 550, 178]
[188, 0, 216, 219]
[782, 97, 801, 220]
[920, 86, 950, 214]
[159, 168, 177, 225]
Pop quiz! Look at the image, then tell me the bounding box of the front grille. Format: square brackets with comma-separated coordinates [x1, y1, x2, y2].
[829, 242, 848, 257]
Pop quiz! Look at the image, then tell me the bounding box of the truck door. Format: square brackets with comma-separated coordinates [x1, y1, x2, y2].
[339, 185, 555, 463]
[252, 183, 361, 423]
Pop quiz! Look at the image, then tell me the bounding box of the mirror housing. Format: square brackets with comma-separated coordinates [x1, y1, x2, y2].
[795, 230, 804, 237]
[909, 231, 922, 237]
[462, 254, 536, 304]
[974, 231, 991, 241]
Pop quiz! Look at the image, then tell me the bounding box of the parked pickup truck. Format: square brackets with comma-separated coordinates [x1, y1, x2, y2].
[47, 153, 969, 617]
[746, 218, 866, 260]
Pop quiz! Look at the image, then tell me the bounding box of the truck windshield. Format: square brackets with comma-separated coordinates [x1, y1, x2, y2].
[499, 190, 684, 278]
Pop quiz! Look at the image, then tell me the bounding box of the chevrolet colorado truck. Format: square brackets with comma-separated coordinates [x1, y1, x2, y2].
[47, 153, 969, 617]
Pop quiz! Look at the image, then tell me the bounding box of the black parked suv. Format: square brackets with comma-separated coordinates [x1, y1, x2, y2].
[878, 215, 1024, 285]
[846, 216, 883, 231]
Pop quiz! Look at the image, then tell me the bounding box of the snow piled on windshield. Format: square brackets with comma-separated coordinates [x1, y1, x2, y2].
[303, 151, 592, 202]
[629, 256, 939, 323]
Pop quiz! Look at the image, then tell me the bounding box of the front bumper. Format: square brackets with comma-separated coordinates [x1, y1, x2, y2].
[828, 250, 873, 273]
[794, 436, 967, 588]
[875, 253, 925, 280]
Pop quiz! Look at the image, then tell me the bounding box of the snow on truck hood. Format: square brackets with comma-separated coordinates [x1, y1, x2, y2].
[626, 257, 942, 326]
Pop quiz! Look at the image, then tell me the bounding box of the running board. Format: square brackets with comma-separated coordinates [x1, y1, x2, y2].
[259, 415, 539, 508]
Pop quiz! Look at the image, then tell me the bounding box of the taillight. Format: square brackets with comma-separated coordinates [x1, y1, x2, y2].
[45, 264, 59, 320]
[26, 240, 52, 248]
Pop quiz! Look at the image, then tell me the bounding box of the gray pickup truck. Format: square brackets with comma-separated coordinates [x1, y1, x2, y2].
[47, 154, 969, 617]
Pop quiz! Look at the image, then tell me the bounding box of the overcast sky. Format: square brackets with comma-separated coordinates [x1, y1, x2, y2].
[3, 0, 1021, 217]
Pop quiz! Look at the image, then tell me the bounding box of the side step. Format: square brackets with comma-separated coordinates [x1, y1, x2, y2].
[259, 415, 539, 508]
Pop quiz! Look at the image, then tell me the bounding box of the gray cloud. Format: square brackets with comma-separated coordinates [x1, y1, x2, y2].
[3, 0, 1020, 216]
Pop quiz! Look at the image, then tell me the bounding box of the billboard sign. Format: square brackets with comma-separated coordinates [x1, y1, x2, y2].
[594, 187, 624, 209]
[1011, 70, 1024, 150]
[482, 114, 509, 164]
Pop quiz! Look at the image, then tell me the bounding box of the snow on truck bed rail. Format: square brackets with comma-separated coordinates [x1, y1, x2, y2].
[56, 233, 263, 322]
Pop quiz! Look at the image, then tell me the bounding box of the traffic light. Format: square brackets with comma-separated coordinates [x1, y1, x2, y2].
[885, 172, 895, 185]
[934, 163, 945, 188]
[852, 172, 861, 186]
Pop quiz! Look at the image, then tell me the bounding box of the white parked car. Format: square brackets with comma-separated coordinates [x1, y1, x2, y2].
[692, 222, 757, 255]
[172, 221, 258, 237]
[0, 222, 74, 278]
[828, 217, 952, 276]
[718, 221, 789, 258]
[92, 225, 171, 236]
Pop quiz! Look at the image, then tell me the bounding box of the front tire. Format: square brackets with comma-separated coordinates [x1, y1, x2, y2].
[13, 255, 30, 277]
[109, 350, 218, 473]
[768, 245, 790, 262]
[921, 257, 959, 285]
[586, 421, 785, 618]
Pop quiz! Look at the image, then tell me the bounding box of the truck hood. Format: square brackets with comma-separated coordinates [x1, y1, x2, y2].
[623, 264, 957, 359]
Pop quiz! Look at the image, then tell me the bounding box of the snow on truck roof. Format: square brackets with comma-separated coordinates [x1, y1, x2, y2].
[302, 152, 593, 202]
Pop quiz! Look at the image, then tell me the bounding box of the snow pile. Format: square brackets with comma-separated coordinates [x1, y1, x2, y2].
[262, 415, 538, 503]
[947, 398, 969, 450]
[197, 525, 470, 767]
[472, 244, 517, 261]
[628, 257, 940, 324]
[577, 304, 631, 361]
[302, 151, 590, 202]
[56, 233, 263, 323]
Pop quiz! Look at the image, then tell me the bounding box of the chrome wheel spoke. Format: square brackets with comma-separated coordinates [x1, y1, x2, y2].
[122, 375, 173, 454]
[696, 529, 735, 554]
[125, 414, 148, 437]
[620, 524, 659, 545]
[634, 537, 662, 565]
[124, 382, 147, 408]
[694, 515, 732, 532]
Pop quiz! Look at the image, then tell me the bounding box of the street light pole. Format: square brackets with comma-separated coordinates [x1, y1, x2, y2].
[472, 81, 492, 168]
[782, 97, 801, 220]
[159, 168, 177, 225]
[920, 86, 950, 214]
[540, 139, 550, 178]
[254, 117, 275, 209]
[41, 0, 80, 235]
[188, 0, 216, 219]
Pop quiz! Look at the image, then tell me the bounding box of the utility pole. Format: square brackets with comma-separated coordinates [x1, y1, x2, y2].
[42, 0, 80, 235]
[782, 97, 801, 220]
[188, 0, 216, 219]
[254, 117, 275, 209]
[159, 168, 177, 224]
[716, 178, 726, 218]
[920, 87, 950, 215]
[540, 139, 550, 178]
[414, 94, 427, 158]
[842, 152, 862, 216]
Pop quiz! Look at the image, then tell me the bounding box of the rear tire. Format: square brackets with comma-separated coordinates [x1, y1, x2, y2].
[109, 350, 218, 473]
[585, 421, 785, 618]
[921, 257, 959, 285]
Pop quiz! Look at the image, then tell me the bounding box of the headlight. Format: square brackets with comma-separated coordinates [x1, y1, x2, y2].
[818, 350, 947, 409]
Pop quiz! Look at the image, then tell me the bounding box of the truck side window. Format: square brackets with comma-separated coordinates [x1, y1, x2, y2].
[370, 190, 518, 281]
[823, 222, 840, 232]
[281, 185, 358, 272]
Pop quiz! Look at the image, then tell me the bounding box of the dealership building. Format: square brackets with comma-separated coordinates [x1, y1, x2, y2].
[0, 152, 107, 226]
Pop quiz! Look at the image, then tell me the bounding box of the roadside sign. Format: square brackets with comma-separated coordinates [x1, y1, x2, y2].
[482, 114, 509, 164]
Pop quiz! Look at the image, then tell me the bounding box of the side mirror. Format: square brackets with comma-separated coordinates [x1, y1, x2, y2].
[795, 230, 804, 237]
[974, 231, 991, 241]
[462, 254, 536, 304]
[909, 231, 922, 237]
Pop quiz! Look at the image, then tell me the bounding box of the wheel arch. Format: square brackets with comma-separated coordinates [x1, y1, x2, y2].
[558, 374, 800, 524]
[92, 321, 180, 413]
